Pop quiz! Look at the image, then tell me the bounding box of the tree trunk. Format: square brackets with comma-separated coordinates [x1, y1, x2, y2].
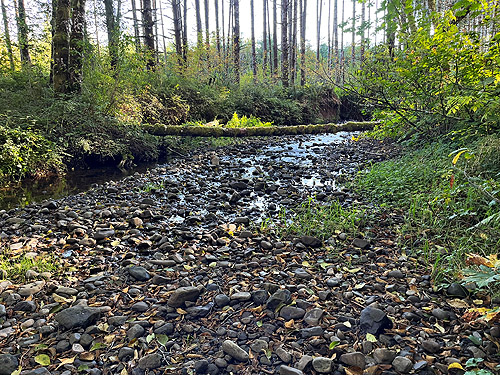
[1, 0, 15, 70]
[143, 0, 156, 68]
[204, 0, 210, 47]
[288, 0, 292, 67]
[291, 0, 297, 85]
[215, 0, 221, 56]
[153, 0, 160, 62]
[194, 0, 203, 49]
[183, 0, 188, 61]
[327, 0, 331, 68]
[15, 0, 31, 65]
[233, 0, 240, 84]
[159, 0, 167, 62]
[172, 0, 183, 61]
[53, 0, 71, 94]
[333, 0, 338, 82]
[299, 0, 306, 86]
[272, 0, 278, 75]
[316, 0, 322, 64]
[263, 0, 268, 74]
[281, 0, 289, 86]
[69, 0, 86, 92]
[351, 0, 355, 64]
[360, 0, 365, 61]
[251, 0, 257, 80]
[146, 121, 377, 137]
[340, 0, 344, 83]
[104, 0, 118, 68]
[131, 0, 141, 53]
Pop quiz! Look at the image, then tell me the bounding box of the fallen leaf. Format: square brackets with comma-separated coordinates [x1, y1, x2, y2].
[448, 362, 463, 370]
[366, 333, 377, 342]
[447, 299, 469, 309]
[35, 354, 50, 366]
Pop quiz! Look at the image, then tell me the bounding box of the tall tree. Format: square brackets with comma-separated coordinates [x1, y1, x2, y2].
[233, 0, 240, 84]
[53, 0, 70, 93]
[14, 0, 30, 64]
[215, 0, 221, 56]
[360, 0, 365, 60]
[131, 0, 141, 53]
[272, 0, 278, 74]
[251, 0, 257, 80]
[171, 0, 183, 61]
[291, 0, 298, 84]
[183, 0, 188, 61]
[316, 0, 322, 63]
[104, 0, 118, 67]
[351, 0, 355, 64]
[299, 0, 306, 85]
[195, 0, 203, 48]
[340, 0, 344, 82]
[333, 0, 338, 82]
[1, 0, 15, 70]
[142, 0, 156, 68]
[327, 0, 331, 66]
[69, 0, 86, 92]
[204, 0, 209, 46]
[281, 0, 289, 86]
[263, 0, 268, 73]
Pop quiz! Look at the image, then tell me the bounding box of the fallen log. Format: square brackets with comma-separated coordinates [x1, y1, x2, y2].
[145, 121, 378, 137]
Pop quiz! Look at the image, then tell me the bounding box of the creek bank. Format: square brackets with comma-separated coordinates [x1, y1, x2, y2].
[0, 133, 498, 375]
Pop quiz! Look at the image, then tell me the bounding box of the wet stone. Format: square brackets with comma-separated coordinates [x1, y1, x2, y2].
[128, 266, 150, 281]
[55, 305, 100, 330]
[131, 301, 149, 312]
[304, 308, 324, 326]
[167, 286, 201, 307]
[279, 365, 304, 375]
[373, 348, 397, 364]
[312, 357, 332, 373]
[0, 354, 18, 375]
[231, 292, 251, 301]
[392, 356, 413, 373]
[446, 283, 468, 298]
[215, 294, 230, 307]
[340, 352, 366, 369]
[221, 340, 249, 362]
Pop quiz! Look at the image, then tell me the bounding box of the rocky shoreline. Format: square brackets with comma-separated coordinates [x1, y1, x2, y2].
[0, 133, 498, 375]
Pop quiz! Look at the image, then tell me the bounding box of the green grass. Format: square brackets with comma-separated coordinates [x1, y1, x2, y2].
[271, 197, 364, 241]
[0, 251, 58, 281]
[355, 141, 500, 285]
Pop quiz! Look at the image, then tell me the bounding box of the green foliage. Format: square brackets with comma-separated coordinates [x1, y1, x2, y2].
[275, 198, 363, 240]
[463, 265, 500, 289]
[355, 141, 500, 281]
[0, 250, 57, 281]
[225, 113, 272, 128]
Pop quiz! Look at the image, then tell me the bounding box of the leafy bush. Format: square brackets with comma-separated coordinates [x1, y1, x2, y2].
[225, 113, 272, 128]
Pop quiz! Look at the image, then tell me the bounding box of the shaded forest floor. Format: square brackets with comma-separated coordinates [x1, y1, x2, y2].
[0, 133, 498, 375]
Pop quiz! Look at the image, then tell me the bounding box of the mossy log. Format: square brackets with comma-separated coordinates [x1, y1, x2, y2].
[145, 121, 378, 137]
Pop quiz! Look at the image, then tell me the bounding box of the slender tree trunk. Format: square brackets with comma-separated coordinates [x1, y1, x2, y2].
[50, 0, 57, 83]
[288, 0, 293, 65]
[53, 0, 70, 93]
[104, 0, 118, 68]
[1, 0, 15, 70]
[233, 0, 240, 84]
[334, 0, 338, 82]
[281, 0, 289, 86]
[14, 0, 31, 65]
[195, 0, 203, 48]
[131, 0, 141, 53]
[221, 0, 226, 58]
[153, 0, 160, 62]
[267, 1, 272, 74]
[327, 0, 331, 68]
[291, 0, 297, 84]
[251, 0, 257, 80]
[204, 0, 210, 46]
[360, 0, 365, 61]
[143, 0, 156, 68]
[299, 0, 306, 85]
[159, 0, 167, 62]
[316, 0, 322, 63]
[351, 0, 355, 64]
[263, 0, 268, 74]
[272, 0, 278, 75]
[172, 0, 183, 61]
[69, 0, 86, 92]
[183, 0, 188, 61]
[340, 0, 344, 83]
[215, 0, 221, 56]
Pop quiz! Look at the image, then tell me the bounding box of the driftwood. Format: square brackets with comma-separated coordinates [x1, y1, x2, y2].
[145, 121, 378, 137]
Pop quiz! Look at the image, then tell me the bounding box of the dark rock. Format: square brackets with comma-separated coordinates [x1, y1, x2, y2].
[252, 290, 268, 305]
[221, 340, 249, 362]
[294, 268, 312, 280]
[352, 238, 370, 249]
[266, 289, 291, 310]
[14, 301, 36, 312]
[340, 352, 366, 369]
[195, 359, 209, 374]
[127, 324, 145, 340]
[215, 294, 230, 307]
[304, 308, 324, 326]
[279, 366, 304, 375]
[300, 326, 324, 338]
[131, 301, 149, 312]
[312, 357, 332, 373]
[359, 306, 393, 336]
[20, 368, 51, 375]
[300, 236, 322, 248]
[167, 286, 201, 307]
[297, 355, 313, 371]
[431, 308, 450, 320]
[151, 275, 170, 285]
[0, 354, 18, 375]
[118, 347, 135, 361]
[138, 353, 162, 369]
[392, 356, 413, 373]
[128, 266, 150, 281]
[387, 270, 405, 279]
[446, 283, 468, 298]
[373, 348, 397, 364]
[422, 339, 441, 354]
[55, 305, 100, 330]
[280, 306, 306, 320]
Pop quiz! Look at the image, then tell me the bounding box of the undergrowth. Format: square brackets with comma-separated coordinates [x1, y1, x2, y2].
[0, 250, 58, 281]
[355, 139, 500, 287]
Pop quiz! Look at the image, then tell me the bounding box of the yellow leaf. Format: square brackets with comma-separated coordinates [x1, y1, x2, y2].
[452, 150, 468, 165]
[35, 354, 51, 366]
[447, 299, 469, 309]
[448, 363, 463, 370]
[284, 319, 295, 329]
[176, 308, 188, 315]
[434, 323, 445, 333]
[120, 368, 128, 375]
[302, 260, 313, 268]
[366, 333, 377, 342]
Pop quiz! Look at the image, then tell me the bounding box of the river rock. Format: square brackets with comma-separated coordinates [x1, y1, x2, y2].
[222, 340, 249, 362]
[167, 286, 201, 307]
[304, 308, 324, 326]
[446, 283, 468, 297]
[312, 357, 332, 373]
[280, 306, 306, 320]
[128, 266, 150, 281]
[352, 238, 370, 249]
[276, 347, 292, 363]
[138, 353, 162, 369]
[18, 281, 44, 296]
[279, 365, 304, 375]
[340, 352, 366, 369]
[392, 356, 413, 373]
[266, 289, 291, 310]
[359, 306, 393, 335]
[373, 348, 397, 364]
[0, 354, 18, 375]
[300, 236, 322, 247]
[55, 305, 101, 330]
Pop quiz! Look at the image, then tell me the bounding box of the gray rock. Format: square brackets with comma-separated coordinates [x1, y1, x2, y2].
[300, 326, 324, 338]
[392, 356, 413, 373]
[231, 292, 251, 301]
[222, 340, 249, 362]
[14, 301, 36, 312]
[118, 347, 135, 361]
[300, 236, 322, 248]
[352, 238, 370, 249]
[326, 278, 341, 287]
[0, 304, 5, 316]
[0, 354, 18, 375]
[266, 289, 291, 311]
[109, 315, 128, 326]
[138, 353, 162, 369]
[127, 324, 145, 340]
[422, 339, 441, 353]
[312, 357, 332, 373]
[151, 275, 170, 285]
[432, 308, 450, 320]
[128, 266, 150, 281]
[373, 348, 397, 364]
[252, 290, 268, 305]
[55, 287, 78, 296]
[131, 301, 149, 312]
[387, 270, 405, 278]
[446, 283, 468, 298]
[279, 365, 304, 375]
[20, 368, 51, 375]
[94, 229, 115, 240]
[18, 281, 44, 296]
[55, 305, 101, 330]
[276, 347, 292, 363]
[297, 355, 313, 371]
[195, 359, 209, 374]
[359, 306, 393, 336]
[304, 308, 324, 326]
[167, 286, 201, 307]
[215, 294, 230, 307]
[250, 339, 268, 353]
[340, 352, 366, 369]
[294, 268, 312, 280]
[280, 306, 306, 320]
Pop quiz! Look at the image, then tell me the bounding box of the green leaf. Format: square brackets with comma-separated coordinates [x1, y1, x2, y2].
[90, 342, 107, 351]
[34, 354, 50, 366]
[468, 334, 482, 346]
[146, 333, 155, 344]
[256, 320, 263, 327]
[329, 341, 340, 349]
[366, 333, 377, 342]
[157, 334, 169, 346]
